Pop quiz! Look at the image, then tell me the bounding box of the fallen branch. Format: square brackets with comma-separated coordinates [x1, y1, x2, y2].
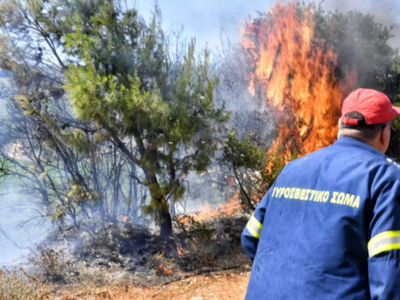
[152, 285, 167, 298]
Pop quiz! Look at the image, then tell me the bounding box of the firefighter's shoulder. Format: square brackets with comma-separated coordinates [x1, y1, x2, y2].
[386, 157, 400, 170]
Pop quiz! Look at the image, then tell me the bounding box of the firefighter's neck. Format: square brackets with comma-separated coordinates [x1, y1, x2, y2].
[338, 127, 390, 154]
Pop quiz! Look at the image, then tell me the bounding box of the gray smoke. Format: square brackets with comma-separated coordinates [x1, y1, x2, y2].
[0, 75, 51, 266]
[323, 0, 400, 48]
[137, 0, 400, 50]
[0, 190, 50, 266]
[2, 0, 399, 267]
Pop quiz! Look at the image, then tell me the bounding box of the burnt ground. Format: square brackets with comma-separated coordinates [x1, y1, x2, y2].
[47, 271, 251, 300]
[24, 212, 252, 294]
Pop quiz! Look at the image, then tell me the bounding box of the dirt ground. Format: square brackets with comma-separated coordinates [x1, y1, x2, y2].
[47, 271, 250, 300]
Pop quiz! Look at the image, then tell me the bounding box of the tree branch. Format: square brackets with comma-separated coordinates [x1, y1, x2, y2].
[0, 223, 37, 255]
[233, 165, 255, 210]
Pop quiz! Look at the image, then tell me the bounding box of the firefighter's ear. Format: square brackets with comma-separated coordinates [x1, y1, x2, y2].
[337, 118, 342, 139]
[381, 124, 391, 153]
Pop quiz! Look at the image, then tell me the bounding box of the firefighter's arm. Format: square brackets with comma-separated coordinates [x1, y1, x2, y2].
[368, 179, 400, 299]
[241, 187, 271, 261]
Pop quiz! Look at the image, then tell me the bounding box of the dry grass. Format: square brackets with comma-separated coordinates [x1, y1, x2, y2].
[46, 271, 250, 300]
[0, 268, 49, 300]
[29, 246, 73, 284]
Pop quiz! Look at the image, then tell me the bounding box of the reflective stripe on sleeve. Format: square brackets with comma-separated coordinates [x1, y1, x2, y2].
[246, 214, 263, 239]
[368, 230, 400, 257]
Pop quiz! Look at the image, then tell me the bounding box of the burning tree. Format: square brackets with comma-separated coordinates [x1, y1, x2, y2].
[215, 1, 400, 208]
[242, 2, 400, 161]
[241, 3, 345, 159]
[1, 0, 400, 239]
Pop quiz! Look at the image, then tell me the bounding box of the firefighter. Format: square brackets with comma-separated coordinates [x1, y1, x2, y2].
[242, 88, 400, 299]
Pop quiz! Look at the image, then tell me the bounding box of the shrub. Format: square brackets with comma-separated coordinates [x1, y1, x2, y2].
[0, 268, 48, 300]
[28, 246, 73, 283]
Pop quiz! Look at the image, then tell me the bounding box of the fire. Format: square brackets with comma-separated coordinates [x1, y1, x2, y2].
[162, 267, 173, 275]
[241, 3, 354, 160]
[156, 263, 174, 275]
[177, 243, 190, 256]
[177, 192, 241, 224]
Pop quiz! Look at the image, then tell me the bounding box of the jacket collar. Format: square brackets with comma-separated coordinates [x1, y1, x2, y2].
[333, 137, 386, 158]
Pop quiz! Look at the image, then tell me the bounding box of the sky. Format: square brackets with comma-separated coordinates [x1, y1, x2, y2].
[135, 0, 400, 51]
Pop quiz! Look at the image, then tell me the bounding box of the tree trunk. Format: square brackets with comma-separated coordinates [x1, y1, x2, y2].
[160, 209, 173, 237]
[112, 148, 120, 220]
[140, 186, 145, 226]
[170, 199, 175, 217]
[156, 203, 173, 237]
[112, 134, 173, 235]
[131, 163, 139, 223]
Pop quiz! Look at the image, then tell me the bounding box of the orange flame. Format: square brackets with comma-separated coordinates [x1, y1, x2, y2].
[177, 192, 241, 224]
[177, 243, 190, 256]
[156, 263, 174, 275]
[163, 268, 173, 275]
[242, 3, 355, 160]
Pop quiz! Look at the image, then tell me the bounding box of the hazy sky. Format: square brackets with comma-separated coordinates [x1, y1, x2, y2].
[135, 0, 400, 51]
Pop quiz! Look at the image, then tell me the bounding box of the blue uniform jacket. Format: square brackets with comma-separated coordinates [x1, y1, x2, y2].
[242, 137, 400, 300]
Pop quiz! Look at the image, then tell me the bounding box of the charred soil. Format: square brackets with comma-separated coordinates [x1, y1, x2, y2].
[46, 271, 250, 300]
[12, 213, 252, 299]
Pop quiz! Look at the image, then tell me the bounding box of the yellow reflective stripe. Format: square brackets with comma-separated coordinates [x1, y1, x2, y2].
[369, 243, 400, 257]
[247, 222, 261, 239]
[246, 214, 263, 239]
[368, 230, 400, 257]
[250, 215, 262, 229]
[368, 230, 400, 248]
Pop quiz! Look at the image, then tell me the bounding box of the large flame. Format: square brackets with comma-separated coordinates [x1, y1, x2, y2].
[177, 3, 356, 223]
[242, 3, 351, 159]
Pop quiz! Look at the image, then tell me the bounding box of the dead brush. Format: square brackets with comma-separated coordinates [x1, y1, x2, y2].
[0, 267, 48, 300]
[29, 246, 74, 283]
[146, 252, 176, 276]
[186, 221, 218, 266]
[74, 261, 115, 287]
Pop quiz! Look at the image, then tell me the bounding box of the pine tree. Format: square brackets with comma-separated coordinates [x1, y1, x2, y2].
[0, 0, 229, 236]
[63, 2, 229, 236]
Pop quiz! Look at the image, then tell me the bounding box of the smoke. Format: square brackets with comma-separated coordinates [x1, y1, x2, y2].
[0, 75, 51, 266]
[323, 0, 400, 48]
[0, 185, 51, 266]
[137, 0, 400, 50]
[1, 0, 399, 268]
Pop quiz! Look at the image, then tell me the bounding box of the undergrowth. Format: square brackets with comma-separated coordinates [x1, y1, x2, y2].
[0, 268, 48, 300]
[28, 246, 73, 283]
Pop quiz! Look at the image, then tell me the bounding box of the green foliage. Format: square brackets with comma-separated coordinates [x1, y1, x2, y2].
[313, 5, 400, 159]
[61, 2, 229, 233]
[220, 132, 285, 208]
[290, 1, 398, 94]
[0, 0, 229, 235]
[222, 132, 268, 171]
[314, 6, 396, 92]
[62, 129, 95, 155]
[65, 182, 103, 204]
[386, 101, 400, 160]
[47, 204, 68, 224]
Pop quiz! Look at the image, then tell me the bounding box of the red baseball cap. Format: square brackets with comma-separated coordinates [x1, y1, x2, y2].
[342, 88, 400, 125]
